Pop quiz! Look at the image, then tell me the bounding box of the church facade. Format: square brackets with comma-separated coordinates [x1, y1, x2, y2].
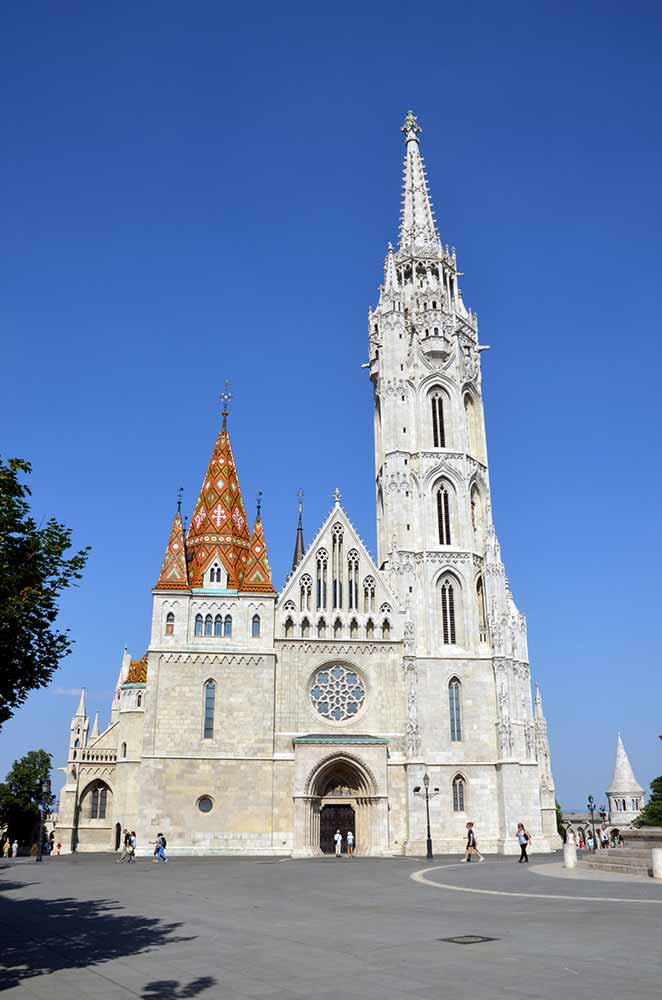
[57, 113, 561, 856]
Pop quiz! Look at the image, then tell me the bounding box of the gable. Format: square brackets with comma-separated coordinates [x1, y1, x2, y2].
[277, 504, 401, 638]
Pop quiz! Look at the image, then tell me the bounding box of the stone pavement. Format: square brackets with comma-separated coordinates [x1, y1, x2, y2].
[1, 853, 661, 999]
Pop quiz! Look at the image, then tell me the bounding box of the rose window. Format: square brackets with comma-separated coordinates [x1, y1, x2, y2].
[310, 665, 366, 722]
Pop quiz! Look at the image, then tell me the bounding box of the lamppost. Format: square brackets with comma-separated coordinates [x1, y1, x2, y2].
[587, 794, 598, 851]
[423, 773, 433, 860]
[35, 779, 51, 863]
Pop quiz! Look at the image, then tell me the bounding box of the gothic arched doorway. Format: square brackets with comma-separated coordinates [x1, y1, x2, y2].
[307, 755, 377, 856]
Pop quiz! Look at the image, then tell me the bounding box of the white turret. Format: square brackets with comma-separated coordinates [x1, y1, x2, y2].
[607, 733, 645, 826]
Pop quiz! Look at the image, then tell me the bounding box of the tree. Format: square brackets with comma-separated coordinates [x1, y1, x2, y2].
[0, 749, 54, 844]
[555, 800, 566, 841]
[633, 777, 662, 828]
[0, 457, 89, 726]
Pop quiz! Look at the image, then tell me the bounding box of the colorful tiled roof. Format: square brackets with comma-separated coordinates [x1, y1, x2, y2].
[243, 515, 276, 593]
[154, 510, 189, 590]
[186, 425, 251, 589]
[125, 656, 147, 684]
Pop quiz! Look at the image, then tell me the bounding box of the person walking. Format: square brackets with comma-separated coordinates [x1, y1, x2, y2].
[153, 833, 168, 863]
[56, 842, 62, 856]
[116, 829, 131, 863]
[463, 822, 484, 863]
[334, 829, 342, 858]
[127, 831, 137, 862]
[346, 830, 354, 857]
[2, 840, 10, 859]
[11, 840, 18, 859]
[516, 823, 530, 862]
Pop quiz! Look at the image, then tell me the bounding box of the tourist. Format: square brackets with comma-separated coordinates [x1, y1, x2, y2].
[334, 829, 342, 858]
[127, 831, 137, 862]
[587, 834, 595, 850]
[117, 829, 131, 863]
[11, 840, 18, 858]
[2, 840, 9, 859]
[601, 830, 609, 849]
[153, 832, 168, 863]
[516, 823, 530, 863]
[346, 830, 354, 857]
[56, 842, 62, 856]
[464, 822, 484, 863]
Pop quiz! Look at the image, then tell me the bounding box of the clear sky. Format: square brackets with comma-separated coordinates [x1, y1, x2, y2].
[1, 2, 660, 810]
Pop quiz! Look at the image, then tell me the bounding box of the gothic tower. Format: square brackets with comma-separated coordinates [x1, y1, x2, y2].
[606, 733, 645, 827]
[369, 113, 559, 851]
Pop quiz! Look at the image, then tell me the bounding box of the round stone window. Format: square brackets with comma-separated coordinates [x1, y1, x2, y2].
[310, 664, 366, 722]
[197, 796, 214, 814]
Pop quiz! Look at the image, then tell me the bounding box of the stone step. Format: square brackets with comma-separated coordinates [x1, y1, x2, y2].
[580, 860, 653, 876]
[582, 850, 651, 863]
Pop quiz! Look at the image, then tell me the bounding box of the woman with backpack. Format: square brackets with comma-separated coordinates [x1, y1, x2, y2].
[516, 823, 531, 862]
[153, 832, 168, 863]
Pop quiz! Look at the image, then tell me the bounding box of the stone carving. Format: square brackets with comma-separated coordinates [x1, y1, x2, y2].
[497, 718, 512, 758]
[404, 657, 420, 757]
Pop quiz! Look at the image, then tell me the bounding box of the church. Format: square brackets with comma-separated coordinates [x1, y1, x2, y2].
[57, 113, 561, 856]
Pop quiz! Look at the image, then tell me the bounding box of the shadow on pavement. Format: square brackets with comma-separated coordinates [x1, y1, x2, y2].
[141, 977, 217, 999]
[0, 877, 193, 990]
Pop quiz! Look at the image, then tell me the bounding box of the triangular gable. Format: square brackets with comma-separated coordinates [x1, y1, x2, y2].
[278, 502, 400, 615]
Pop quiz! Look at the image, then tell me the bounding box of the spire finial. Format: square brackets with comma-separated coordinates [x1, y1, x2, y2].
[176, 486, 183, 514]
[297, 488, 304, 520]
[256, 490, 262, 519]
[334, 486, 341, 505]
[220, 380, 232, 431]
[401, 111, 422, 144]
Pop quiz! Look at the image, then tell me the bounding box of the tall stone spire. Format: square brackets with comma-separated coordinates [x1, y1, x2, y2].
[75, 687, 86, 719]
[90, 711, 99, 740]
[291, 490, 305, 572]
[398, 112, 441, 257]
[607, 733, 644, 795]
[186, 400, 251, 589]
[534, 684, 544, 719]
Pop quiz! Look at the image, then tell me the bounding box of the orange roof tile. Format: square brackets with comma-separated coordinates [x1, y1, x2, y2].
[243, 515, 276, 593]
[154, 510, 189, 590]
[126, 656, 147, 684]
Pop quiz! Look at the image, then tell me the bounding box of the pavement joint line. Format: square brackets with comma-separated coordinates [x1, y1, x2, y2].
[410, 863, 662, 904]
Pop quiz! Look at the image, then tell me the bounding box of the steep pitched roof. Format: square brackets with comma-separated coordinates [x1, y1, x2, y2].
[398, 112, 442, 257]
[186, 423, 251, 589]
[243, 514, 276, 593]
[607, 733, 644, 794]
[154, 510, 189, 590]
[125, 655, 148, 685]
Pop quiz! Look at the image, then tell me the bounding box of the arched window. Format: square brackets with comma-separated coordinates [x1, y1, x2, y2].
[194, 614, 203, 637]
[363, 576, 375, 613]
[223, 615, 232, 637]
[381, 619, 391, 640]
[431, 392, 446, 448]
[449, 678, 462, 741]
[317, 617, 326, 639]
[204, 614, 213, 637]
[366, 619, 375, 639]
[452, 774, 466, 812]
[252, 614, 260, 638]
[137, 692, 143, 708]
[99, 786, 108, 819]
[333, 618, 342, 639]
[301, 617, 310, 638]
[121, 742, 127, 758]
[316, 549, 328, 610]
[440, 578, 457, 645]
[165, 611, 175, 636]
[300, 575, 312, 612]
[91, 787, 99, 818]
[349, 618, 358, 639]
[214, 614, 223, 637]
[90, 782, 109, 820]
[436, 484, 452, 545]
[203, 680, 216, 739]
[347, 550, 359, 610]
[284, 617, 294, 638]
[476, 576, 487, 642]
[332, 525, 343, 609]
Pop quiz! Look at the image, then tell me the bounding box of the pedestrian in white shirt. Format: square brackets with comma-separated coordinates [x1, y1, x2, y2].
[334, 830, 342, 858]
[346, 830, 354, 857]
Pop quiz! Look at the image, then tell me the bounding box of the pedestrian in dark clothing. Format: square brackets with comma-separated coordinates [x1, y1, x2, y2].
[516, 823, 530, 862]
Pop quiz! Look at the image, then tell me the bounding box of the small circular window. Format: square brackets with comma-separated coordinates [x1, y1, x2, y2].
[310, 664, 366, 722]
[197, 796, 214, 814]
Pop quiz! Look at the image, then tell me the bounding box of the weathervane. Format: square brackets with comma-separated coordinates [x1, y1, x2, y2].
[176, 486, 183, 514]
[220, 380, 232, 430]
[297, 488, 304, 515]
[256, 490, 262, 518]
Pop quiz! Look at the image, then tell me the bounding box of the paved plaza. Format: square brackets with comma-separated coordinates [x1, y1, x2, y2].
[1, 853, 661, 999]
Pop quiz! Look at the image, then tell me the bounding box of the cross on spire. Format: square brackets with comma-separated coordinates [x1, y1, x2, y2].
[334, 486, 341, 505]
[176, 486, 183, 514]
[220, 380, 232, 430]
[256, 490, 262, 518]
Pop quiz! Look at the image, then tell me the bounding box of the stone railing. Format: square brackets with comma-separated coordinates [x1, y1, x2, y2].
[79, 749, 117, 764]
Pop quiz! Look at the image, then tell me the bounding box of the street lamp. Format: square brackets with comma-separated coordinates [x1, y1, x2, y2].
[423, 773, 433, 860]
[587, 794, 598, 852]
[35, 778, 50, 863]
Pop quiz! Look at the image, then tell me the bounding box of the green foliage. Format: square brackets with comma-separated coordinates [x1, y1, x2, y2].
[0, 456, 90, 726]
[633, 776, 662, 828]
[0, 749, 54, 843]
[555, 800, 565, 838]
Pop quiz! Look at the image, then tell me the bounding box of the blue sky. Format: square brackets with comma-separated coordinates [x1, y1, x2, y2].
[1, 2, 660, 809]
